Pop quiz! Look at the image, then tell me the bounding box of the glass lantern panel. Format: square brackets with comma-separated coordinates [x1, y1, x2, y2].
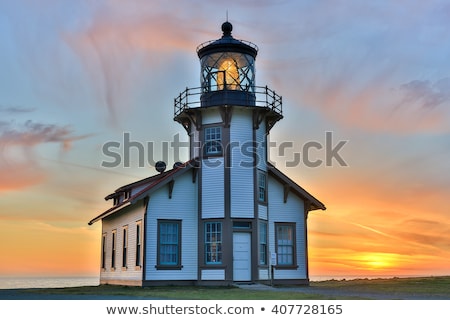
[201, 52, 255, 93]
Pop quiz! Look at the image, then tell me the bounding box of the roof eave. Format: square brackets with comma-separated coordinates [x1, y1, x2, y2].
[88, 159, 199, 225]
[268, 166, 326, 212]
[88, 202, 132, 226]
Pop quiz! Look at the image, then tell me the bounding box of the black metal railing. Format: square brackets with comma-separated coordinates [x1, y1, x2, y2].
[174, 85, 282, 118]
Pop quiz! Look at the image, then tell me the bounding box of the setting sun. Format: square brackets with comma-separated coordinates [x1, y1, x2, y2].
[357, 253, 398, 271]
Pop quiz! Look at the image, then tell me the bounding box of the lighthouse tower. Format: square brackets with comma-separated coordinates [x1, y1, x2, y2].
[174, 22, 283, 282]
[90, 21, 325, 287]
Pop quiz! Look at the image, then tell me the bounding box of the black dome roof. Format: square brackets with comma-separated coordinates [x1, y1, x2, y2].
[197, 22, 258, 59]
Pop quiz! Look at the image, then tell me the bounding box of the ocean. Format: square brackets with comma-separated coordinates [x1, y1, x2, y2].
[0, 276, 100, 290]
[0, 275, 416, 289]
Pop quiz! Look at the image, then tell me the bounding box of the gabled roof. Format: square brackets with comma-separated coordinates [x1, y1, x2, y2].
[89, 159, 325, 225]
[267, 164, 326, 211]
[88, 159, 198, 225]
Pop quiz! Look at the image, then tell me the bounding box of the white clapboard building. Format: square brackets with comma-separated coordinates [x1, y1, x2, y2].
[89, 22, 326, 286]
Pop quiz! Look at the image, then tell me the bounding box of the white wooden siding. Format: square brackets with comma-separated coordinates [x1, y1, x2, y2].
[258, 268, 270, 280]
[201, 269, 225, 280]
[201, 158, 224, 218]
[101, 201, 145, 282]
[258, 204, 268, 220]
[267, 176, 307, 280]
[190, 127, 200, 159]
[256, 121, 267, 170]
[145, 172, 198, 281]
[202, 108, 222, 124]
[230, 109, 254, 218]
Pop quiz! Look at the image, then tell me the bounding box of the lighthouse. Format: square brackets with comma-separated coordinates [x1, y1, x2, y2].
[174, 21, 284, 282]
[89, 22, 325, 286]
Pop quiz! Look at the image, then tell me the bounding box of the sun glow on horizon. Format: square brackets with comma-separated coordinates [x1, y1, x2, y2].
[356, 252, 399, 271]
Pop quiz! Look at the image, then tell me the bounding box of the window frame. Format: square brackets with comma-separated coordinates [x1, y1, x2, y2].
[257, 170, 267, 203]
[122, 225, 128, 269]
[156, 220, 182, 270]
[259, 221, 268, 265]
[203, 126, 223, 156]
[101, 233, 107, 270]
[275, 222, 297, 268]
[111, 229, 117, 270]
[135, 220, 142, 269]
[204, 221, 223, 264]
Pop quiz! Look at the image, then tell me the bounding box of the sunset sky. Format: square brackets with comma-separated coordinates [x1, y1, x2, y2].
[1, 0, 449, 279]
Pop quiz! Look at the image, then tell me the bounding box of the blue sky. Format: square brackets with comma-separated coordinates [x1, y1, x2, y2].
[1, 0, 449, 276]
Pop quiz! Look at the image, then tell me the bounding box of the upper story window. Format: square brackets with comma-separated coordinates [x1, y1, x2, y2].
[258, 171, 267, 203]
[204, 127, 222, 156]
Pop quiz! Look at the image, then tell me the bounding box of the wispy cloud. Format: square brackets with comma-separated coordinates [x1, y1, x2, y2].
[0, 120, 83, 149]
[253, 1, 450, 134]
[64, 2, 203, 125]
[0, 106, 36, 113]
[399, 78, 450, 109]
[0, 120, 91, 191]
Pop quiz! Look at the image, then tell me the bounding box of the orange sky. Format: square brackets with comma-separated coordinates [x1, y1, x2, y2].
[1, 0, 449, 279]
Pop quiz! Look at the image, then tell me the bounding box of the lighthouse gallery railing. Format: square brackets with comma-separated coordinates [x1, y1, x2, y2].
[174, 85, 282, 118]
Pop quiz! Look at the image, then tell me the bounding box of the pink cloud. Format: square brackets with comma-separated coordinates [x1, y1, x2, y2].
[0, 120, 90, 191]
[64, 5, 205, 125]
[0, 162, 47, 192]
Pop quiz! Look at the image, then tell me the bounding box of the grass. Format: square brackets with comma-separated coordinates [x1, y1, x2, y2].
[311, 276, 450, 295]
[15, 276, 450, 300]
[26, 285, 326, 300]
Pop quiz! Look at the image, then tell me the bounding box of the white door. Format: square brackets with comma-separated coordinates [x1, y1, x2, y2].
[233, 232, 251, 281]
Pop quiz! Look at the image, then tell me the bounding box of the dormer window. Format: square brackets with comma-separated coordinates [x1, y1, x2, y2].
[113, 197, 119, 206]
[124, 190, 131, 200]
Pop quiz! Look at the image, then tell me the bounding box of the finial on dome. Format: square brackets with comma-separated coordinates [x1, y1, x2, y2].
[221, 21, 233, 37]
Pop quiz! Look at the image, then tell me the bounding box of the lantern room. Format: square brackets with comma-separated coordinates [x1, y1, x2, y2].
[174, 21, 282, 133]
[197, 22, 257, 93]
[197, 21, 258, 107]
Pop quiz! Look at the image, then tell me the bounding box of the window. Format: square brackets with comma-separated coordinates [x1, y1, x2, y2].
[101, 233, 107, 269]
[258, 171, 267, 202]
[111, 230, 117, 270]
[204, 127, 222, 156]
[136, 221, 142, 267]
[157, 220, 181, 268]
[233, 221, 251, 229]
[259, 222, 267, 265]
[205, 222, 222, 264]
[276, 223, 296, 266]
[122, 226, 128, 268]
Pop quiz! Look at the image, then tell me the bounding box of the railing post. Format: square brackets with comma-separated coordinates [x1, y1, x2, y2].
[185, 87, 188, 110]
[174, 97, 177, 116]
[265, 85, 268, 108]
